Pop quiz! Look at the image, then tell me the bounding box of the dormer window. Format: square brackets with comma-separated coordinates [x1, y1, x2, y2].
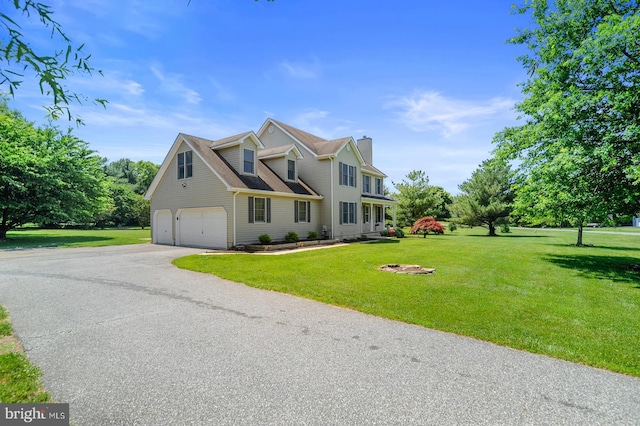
[243, 149, 255, 174]
[287, 159, 296, 181]
[177, 150, 193, 179]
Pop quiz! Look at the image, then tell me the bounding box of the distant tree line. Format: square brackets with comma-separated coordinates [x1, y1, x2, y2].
[0, 100, 159, 238]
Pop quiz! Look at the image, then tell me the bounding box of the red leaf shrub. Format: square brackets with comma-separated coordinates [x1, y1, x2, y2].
[410, 216, 445, 236]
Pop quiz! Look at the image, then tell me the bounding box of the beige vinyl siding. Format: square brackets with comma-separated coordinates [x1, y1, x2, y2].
[235, 194, 322, 244]
[216, 146, 240, 172]
[150, 140, 234, 247]
[261, 157, 283, 180]
[262, 152, 299, 182]
[261, 125, 333, 231]
[259, 124, 364, 239]
[333, 147, 362, 239]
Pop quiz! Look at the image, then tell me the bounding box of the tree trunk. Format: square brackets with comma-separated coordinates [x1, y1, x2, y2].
[488, 221, 497, 236]
[1, 209, 8, 239]
[576, 223, 583, 246]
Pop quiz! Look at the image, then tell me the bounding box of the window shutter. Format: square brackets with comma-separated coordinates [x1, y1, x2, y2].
[339, 202, 344, 225]
[248, 197, 254, 223]
[294, 201, 299, 223]
[266, 198, 271, 223]
[307, 201, 311, 222]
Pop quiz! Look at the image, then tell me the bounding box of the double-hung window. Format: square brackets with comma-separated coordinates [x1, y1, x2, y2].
[248, 197, 271, 223]
[375, 178, 383, 195]
[243, 149, 255, 174]
[339, 162, 356, 187]
[294, 200, 310, 223]
[375, 206, 384, 223]
[339, 202, 357, 225]
[177, 150, 193, 179]
[287, 160, 296, 181]
[363, 175, 371, 193]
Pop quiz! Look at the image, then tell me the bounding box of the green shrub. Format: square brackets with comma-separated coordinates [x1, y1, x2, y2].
[500, 223, 511, 233]
[284, 232, 299, 243]
[380, 229, 389, 237]
[258, 234, 272, 244]
[307, 231, 319, 240]
[394, 228, 405, 238]
[448, 222, 457, 232]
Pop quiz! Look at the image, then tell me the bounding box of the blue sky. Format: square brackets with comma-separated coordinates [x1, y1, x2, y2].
[7, 0, 532, 194]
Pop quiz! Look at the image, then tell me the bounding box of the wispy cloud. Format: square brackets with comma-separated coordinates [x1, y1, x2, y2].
[280, 59, 320, 79]
[387, 91, 515, 137]
[151, 66, 202, 105]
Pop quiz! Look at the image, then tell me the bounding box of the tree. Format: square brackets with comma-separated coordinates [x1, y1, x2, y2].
[512, 146, 620, 245]
[134, 197, 151, 229]
[431, 186, 453, 219]
[0, 101, 108, 238]
[494, 0, 640, 241]
[1, 1, 106, 123]
[104, 159, 159, 195]
[133, 161, 160, 195]
[449, 159, 513, 236]
[108, 183, 139, 227]
[410, 216, 445, 237]
[393, 170, 444, 226]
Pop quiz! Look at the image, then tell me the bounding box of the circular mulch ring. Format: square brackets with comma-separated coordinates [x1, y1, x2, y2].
[378, 264, 435, 275]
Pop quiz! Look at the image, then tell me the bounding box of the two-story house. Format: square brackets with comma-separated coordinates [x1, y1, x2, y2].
[145, 118, 397, 249]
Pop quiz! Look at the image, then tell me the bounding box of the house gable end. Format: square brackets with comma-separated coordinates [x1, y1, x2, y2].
[145, 133, 236, 200]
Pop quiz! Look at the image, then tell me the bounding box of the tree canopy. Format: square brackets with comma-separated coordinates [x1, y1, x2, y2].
[0, 100, 108, 238]
[393, 170, 447, 226]
[494, 0, 640, 243]
[1, 0, 106, 124]
[449, 159, 513, 236]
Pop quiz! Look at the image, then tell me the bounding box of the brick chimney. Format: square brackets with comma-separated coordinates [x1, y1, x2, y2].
[357, 136, 373, 165]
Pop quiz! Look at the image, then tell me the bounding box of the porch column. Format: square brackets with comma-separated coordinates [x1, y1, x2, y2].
[393, 205, 397, 229]
[370, 202, 374, 232]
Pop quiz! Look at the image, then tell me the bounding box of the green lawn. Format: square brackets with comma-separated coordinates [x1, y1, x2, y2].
[0, 227, 151, 250]
[0, 306, 51, 403]
[174, 227, 640, 376]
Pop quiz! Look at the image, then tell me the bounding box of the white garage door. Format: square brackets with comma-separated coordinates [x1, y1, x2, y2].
[154, 209, 174, 245]
[177, 207, 227, 249]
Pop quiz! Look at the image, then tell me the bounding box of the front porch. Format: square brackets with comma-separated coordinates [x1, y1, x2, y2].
[360, 197, 397, 235]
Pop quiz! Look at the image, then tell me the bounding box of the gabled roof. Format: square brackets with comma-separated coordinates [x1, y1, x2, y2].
[259, 119, 365, 164]
[209, 131, 264, 150]
[258, 144, 303, 160]
[362, 163, 386, 177]
[145, 133, 321, 200]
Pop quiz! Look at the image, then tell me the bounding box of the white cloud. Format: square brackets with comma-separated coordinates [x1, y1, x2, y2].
[387, 91, 515, 137]
[150, 65, 202, 105]
[280, 59, 320, 79]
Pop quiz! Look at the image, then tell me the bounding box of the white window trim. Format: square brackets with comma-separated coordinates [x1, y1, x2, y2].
[287, 159, 296, 181]
[177, 150, 193, 180]
[340, 201, 358, 225]
[295, 200, 310, 223]
[243, 148, 256, 175]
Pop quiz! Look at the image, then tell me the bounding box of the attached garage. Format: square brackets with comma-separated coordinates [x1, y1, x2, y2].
[176, 207, 227, 249]
[154, 209, 174, 245]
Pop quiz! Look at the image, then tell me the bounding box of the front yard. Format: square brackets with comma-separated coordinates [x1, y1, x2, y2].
[174, 227, 640, 377]
[0, 227, 151, 250]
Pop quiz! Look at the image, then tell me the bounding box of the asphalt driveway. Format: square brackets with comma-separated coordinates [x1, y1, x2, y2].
[0, 244, 639, 425]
